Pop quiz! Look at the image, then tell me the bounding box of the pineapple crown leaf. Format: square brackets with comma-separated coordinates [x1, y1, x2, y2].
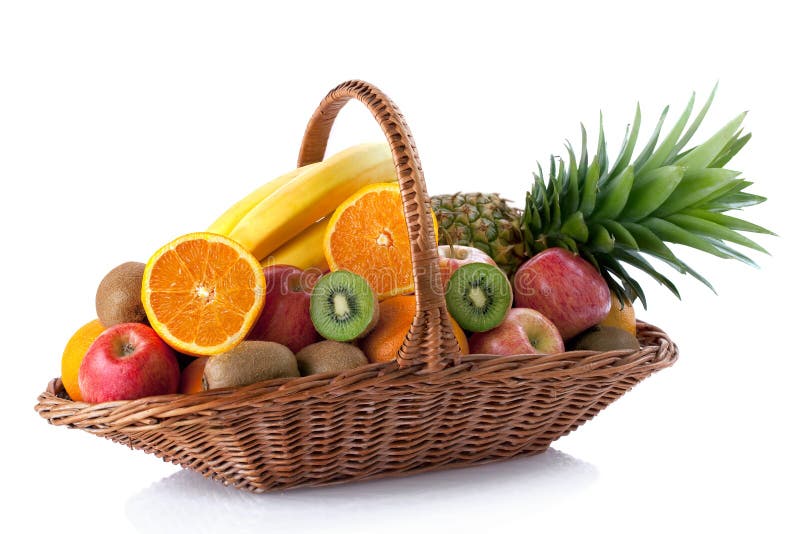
[523, 86, 773, 307]
[608, 104, 641, 178]
[672, 81, 719, 158]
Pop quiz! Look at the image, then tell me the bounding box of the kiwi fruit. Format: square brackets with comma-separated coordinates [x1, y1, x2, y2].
[445, 263, 511, 332]
[96, 261, 147, 327]
[571, 326, 640, 352]
[295, 340, 368, 376]
[202, 341, 299, 390]
[310, 270, 379, 342]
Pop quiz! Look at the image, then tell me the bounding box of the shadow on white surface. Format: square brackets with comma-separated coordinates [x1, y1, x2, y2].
[125, 448, 597, 533]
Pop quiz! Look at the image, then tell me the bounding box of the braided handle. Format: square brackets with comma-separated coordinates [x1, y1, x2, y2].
[297, 80, 461, 371]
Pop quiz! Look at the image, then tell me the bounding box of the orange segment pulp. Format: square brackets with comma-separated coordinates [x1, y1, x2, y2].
[325, 183, 438, 299]
[142, 232, 266, 356]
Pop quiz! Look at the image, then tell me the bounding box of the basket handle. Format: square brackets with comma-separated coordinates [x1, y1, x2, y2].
[297, 80, 461, 372]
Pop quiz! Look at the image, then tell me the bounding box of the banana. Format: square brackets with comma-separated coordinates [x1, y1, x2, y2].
[228, 142, 396, 261]
[262, 216, 330, 270]
[207, 162, 321, 235]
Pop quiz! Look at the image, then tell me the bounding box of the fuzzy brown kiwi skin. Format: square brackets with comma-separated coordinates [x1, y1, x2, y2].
[571, 326, 640, 352]
[295, 340, 368, 376]
[96, 262, 148, 327]
[202, 341, 299, 390]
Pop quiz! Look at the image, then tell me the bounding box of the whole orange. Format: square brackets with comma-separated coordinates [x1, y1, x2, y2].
[61, 319, 106, 401]
[599, 293, 637, 336]
[361, 295, 469, 363]
[179, 357, 207, 394]
[449, 315, 469, 356]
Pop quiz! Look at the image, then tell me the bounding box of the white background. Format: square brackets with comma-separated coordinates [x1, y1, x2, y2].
[2, 1, 798, 532]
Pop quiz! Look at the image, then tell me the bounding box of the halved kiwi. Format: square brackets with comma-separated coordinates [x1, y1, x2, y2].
[310, 270, 379, 342]
[445, 263, 511, 332]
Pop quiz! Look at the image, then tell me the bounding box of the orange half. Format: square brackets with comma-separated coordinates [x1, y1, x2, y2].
[142, 232, 266, 356]
[324, 183, 437, 299]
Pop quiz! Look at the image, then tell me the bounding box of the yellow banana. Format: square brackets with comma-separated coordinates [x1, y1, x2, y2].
[261, 216, 329, 270]
[207, 162, 321, 235]
[228, 142, 396, 261]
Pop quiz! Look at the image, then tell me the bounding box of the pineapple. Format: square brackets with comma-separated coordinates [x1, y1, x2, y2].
[522, 86, 774, 307]
[432, 192, 526, 276]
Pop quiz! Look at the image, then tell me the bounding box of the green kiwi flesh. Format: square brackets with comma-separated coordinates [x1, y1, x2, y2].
[310, 270, 378, 342]
[295, 340, 368, 376]
[445, 263, 511, 332]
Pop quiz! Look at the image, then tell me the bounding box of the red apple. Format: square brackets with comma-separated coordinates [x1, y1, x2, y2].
[513, 248, 611, 339]
[246, 264, 321, 352]
[469, 308, 564, 356]
[438, 245, 496, 293]
[78, 322, 180, 403]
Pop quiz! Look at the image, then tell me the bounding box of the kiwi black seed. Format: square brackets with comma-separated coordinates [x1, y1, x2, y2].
[310, 270, 378, 342]
[96, 261, 148, 327]
[202, 341, 299, 390]
[295, 340, 368, 376]
[571, 326, 640, 352]
[445, 263, 511, 332]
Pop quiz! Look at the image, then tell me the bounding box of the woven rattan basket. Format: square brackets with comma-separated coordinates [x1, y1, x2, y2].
[35, 80, 678, 493]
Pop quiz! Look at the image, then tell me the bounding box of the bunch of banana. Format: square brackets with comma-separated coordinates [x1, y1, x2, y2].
[208, 143, 396, 270]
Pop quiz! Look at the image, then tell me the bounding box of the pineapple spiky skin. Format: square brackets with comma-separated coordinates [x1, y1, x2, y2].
[522, 86, 774, 308]
[431, 193, 527, 277]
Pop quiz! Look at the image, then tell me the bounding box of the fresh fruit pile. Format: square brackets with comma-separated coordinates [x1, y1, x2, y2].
[62, 89, 772, 404]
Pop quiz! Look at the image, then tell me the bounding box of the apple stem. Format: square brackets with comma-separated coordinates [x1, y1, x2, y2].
[441, 227, 455, 256]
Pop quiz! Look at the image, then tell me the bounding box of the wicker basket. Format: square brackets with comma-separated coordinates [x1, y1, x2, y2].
[35, 80, 678, 493]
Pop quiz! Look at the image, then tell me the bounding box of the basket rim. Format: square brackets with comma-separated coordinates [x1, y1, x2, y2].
[35, 321, 677, 433]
